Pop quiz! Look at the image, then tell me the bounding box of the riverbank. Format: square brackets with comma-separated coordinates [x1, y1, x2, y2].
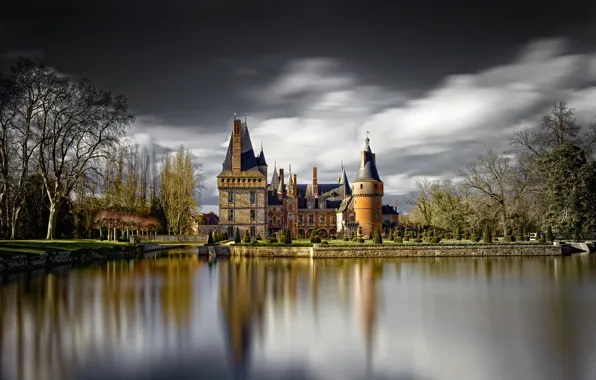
[199, 243, 565, 258]
[0, 240, 177, 272]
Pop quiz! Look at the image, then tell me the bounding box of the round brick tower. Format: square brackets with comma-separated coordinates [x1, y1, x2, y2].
[352, 135, 383, 238]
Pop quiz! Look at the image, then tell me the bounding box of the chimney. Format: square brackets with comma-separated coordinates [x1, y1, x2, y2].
[312, 167, 318, 197]
[232, 118, 242, 174]
[293, 174, 297, 196]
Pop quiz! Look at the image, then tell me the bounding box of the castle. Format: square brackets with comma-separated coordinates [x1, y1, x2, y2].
[217, 117, 399, 240]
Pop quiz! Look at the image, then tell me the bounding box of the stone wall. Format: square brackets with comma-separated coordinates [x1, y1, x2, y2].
[222, 244, 562, 258]
[312, 244, 562, 258]
[229, 245, 312, 258]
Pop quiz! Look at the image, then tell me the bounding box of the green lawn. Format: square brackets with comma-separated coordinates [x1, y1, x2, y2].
[0, 239, 130, 255]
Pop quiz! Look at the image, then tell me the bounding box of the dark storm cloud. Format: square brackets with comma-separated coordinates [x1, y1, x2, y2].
[1, 1, 596, 212]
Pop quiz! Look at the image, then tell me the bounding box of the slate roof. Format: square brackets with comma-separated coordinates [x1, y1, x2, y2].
[382, 205, 399, 215]
[268, 192, 284, 205]
[353, 137, 382, 183]
[270, 164, 280, 191]
[257, 145, 267, 166]
[337, 197, 353, 213]
[339, 166, 351, 196]
[221, 121, 260, 172]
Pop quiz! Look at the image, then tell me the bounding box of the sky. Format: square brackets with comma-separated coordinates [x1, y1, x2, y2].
[1, 1, 596, 214]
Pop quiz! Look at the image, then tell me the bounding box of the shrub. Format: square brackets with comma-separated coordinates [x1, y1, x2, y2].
[413, 237, 422, 243]
[269, 237, 278, 243]
[430, 236, 441, 244]
[403, 236, 410, 242]
[207, 232, 214, 245]
[343, 236, 349, 241]
[538, 237, 546, 243]
[515, 235, 523, 242]
[321, 240, 329, 245]
[483, 224, 492, 244]
[235, 228, 241, 243]
[456, 232, 462, 241]
[278, 229, 286, 243]
[373, 227, 382, 244]
[393, 237, 403, 243]
[243, 230, 251, 243]
[256, 234, 261, 241]
[358, 238, 365, 243]
[546, 225, 554, 242]
[503, 235, 512, 242]
[250, 240, 258, 245]
[388, 230, 393, 240]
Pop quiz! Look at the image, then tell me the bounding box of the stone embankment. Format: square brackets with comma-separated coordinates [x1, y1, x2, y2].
[199, 244, 563, 258]
[0, 244, 174, 273]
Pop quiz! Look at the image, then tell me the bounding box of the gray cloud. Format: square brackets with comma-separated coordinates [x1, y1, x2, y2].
[128, 37, 596, 214]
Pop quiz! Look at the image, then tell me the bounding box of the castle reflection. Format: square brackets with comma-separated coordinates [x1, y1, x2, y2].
[0, 254, 595, 380]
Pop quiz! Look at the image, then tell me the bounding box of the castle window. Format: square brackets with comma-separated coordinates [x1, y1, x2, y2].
[374, 184, 377, 189]
[320, 215, 325, 223]
[276, 216, 281, 225]
[229, 210, 234, 221]
[250, 191, 256, 204]
[250, 226, 256, 237]
[308, 215, 314, 224]
[360, 184, 363, 189]
[250, 209, 256, 221]
[228, 192, 234, 203]
[227, 226, 234, 237]
[298, 215, 303, 224]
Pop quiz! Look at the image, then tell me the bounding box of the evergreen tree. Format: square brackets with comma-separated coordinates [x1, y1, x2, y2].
[285, 228, 292, 244]
[235, 227, 241, 243]
[207, 231, 214, 245]
[243, 229, 251, 243]
[483, 224, 492, 243]
[373, 227, 382, 244]
[546, 225, 554, 242]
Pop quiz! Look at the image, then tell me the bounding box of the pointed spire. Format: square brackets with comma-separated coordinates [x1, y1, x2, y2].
[340, 162, 351, 196]
[270, 161, 279, 191]
[257, 142, 267, 166]
[354, 134, 382, 183]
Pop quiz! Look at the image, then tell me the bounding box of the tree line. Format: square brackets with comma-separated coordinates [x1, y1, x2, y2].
[0, 58, 204, 240]
[406, 102, 596, 240]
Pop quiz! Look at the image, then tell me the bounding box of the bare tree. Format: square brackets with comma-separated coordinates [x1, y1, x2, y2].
[459, 150, 527, 237]
[37, 77, 133, 239]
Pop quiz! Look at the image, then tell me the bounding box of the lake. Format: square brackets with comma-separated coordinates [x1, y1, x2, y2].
[1, 248, 595, 380]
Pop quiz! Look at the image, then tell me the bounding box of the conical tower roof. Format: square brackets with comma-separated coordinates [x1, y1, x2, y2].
[270, 161, 280, 191]
[339, 162, 351, 196]
[257, 142, 268, 166]
[353, 135, 382, 183]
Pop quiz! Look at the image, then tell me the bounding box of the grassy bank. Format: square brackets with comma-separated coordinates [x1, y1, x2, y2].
[0, 239, 131, 256]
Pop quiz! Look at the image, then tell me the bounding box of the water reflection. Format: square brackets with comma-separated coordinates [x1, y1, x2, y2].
[1, 252, 596, 380]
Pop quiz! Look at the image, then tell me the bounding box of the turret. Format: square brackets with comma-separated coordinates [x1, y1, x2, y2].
[352, 134, 383, 238]
[270, 161, 279, 192]
[257, 142, 268, 177]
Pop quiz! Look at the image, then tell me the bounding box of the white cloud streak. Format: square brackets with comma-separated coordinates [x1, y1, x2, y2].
[127, 37, 596, 213]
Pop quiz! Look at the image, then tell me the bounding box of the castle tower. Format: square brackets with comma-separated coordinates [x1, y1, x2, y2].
[217, 115, 268, 239]
[352, 134, 383, 238]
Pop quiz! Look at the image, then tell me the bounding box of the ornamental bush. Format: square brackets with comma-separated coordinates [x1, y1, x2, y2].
[373, 228, 382, 244]
[393, 237, 403, 243]
[235, 227, 241, 243]
[243, 230, 251, 243]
